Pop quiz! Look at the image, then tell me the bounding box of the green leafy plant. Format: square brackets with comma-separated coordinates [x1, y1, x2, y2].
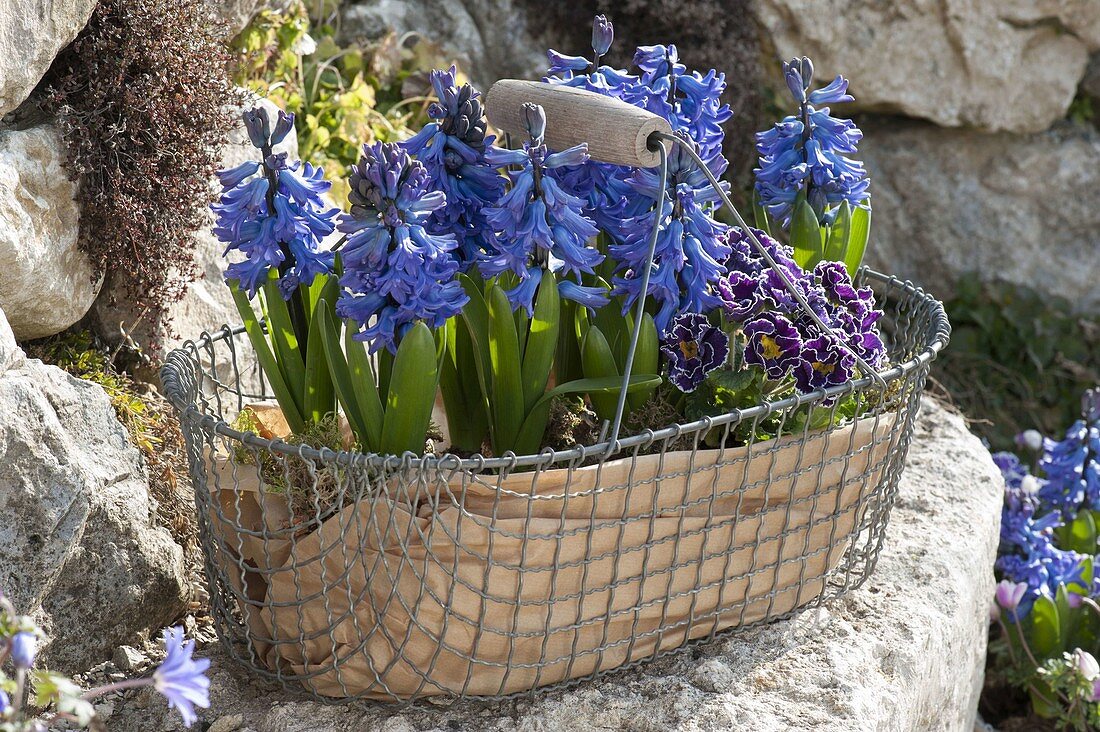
[938, 277, 1100, 451]
[441, 272, 661, 456]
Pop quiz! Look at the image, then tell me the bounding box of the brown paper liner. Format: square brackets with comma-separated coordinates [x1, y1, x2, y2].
[202, 410, 896, 699]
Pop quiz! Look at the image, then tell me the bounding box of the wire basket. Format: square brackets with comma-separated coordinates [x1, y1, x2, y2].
[162, 267, 948, 704]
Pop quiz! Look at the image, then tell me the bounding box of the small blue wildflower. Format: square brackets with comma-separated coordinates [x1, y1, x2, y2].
[153, 627, 210, 728]
[610, 131, 731, 332]
[754, 57, 869, 228]
[0, 689, 8, 717]
[400, 66, 505, 266]
[212, 107, 337, 298]
[10, 631, 35, 669]
[337, 142, 468, 353]
[660, 312, 729, 393]
[480, 104, 607, 314]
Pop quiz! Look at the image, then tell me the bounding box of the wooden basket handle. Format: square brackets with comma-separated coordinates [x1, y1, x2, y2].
[485, 79, 673, 168]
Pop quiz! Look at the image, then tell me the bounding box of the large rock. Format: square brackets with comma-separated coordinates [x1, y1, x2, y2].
[0, 0, 97, 116]
[861, 119, 1100, 312]
[752, 0, 1100, 133]
[0, 124, 100, 340]
[0, 306, 189, 673]
[340, 0, 545, 90]
[102, 399, 1002, 731]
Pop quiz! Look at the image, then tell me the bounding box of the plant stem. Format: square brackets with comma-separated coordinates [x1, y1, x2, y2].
[81, 677, 152, 701]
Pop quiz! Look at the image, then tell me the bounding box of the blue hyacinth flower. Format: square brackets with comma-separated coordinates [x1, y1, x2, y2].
[212, 107, 337, 299]
[480, 103, 607, 315]
[754, 57, 869, 228]
[337, 142, 468, 353]
[400, 66, 505, 267]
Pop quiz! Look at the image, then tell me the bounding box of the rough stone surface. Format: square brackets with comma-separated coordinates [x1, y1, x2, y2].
[0, 0, 97, 116]
[340, 0, 545, 90]
[97, 399, 1002, 731]
[752, 0, 1100, 133]
[0, 124, 101, 340]
[1082, 53, 1100, 101]
[861, 119, 1100, 312]
[0, 306, 188, 673]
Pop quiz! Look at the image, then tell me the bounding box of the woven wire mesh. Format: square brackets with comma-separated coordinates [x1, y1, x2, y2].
[162, 270, 948, 705]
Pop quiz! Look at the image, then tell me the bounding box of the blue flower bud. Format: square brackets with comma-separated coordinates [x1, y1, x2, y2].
[523, 102, 546, 143]
[242, 107, 271, 149]
[10, 631, 36, 670]
[591, 15, 613, 57]
[270, 110, 295, 146]
[783, 60, 805, 104]
[799, 56, 814, 89]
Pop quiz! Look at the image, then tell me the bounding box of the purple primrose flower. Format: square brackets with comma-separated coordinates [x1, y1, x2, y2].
[660, 312, 729, 393]
[743, 312, 803, 380]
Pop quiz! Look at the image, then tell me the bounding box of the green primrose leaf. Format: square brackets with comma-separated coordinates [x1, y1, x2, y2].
[487, 283, 525, 454]
[521, 270, 560, 414]
[230, 284, 305, 433]
[380, 322, 438, 455]
[844, 204, 871, 276]
[790, 199, 824, 270]
[823, 200, 851, 263]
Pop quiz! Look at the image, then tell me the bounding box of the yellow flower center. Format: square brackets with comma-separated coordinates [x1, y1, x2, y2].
[760, 334, 782, 360]
[679, 340, 699, 360]
[813, 361, 835, 374]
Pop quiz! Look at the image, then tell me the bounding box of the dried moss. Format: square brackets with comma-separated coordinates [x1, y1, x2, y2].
[40, 0, 238, 337]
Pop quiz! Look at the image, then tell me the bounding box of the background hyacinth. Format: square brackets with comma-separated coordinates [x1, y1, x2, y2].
[994, 391, 1100, 620]
[336, 141, 467, 353]
[400, 66, 505, 266]
[480, 104, 607, 314]
[718, 228, 886, 399]
[212, 107, 338, 298]
[610, 131, 732, 333]
[754, 57, 869, 228]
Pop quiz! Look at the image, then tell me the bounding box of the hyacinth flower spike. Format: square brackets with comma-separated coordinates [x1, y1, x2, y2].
[213, 107, 337, 300]
[481, 103, 608, 315]
[400, 66, 505, 266]
[212, 106, 341, 432]
[754, 56, 870, 273]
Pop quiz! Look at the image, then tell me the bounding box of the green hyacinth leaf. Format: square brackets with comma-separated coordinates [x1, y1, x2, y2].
[380, 322, 438, 455]
[823, 200, 851, 263]
[486, 283, 525, 454]
[790, 199, 824, 270]
[752, 188, 771, 235]
[344, 324, 384, 452]
[521, 270, 560, 414]
[230, 284, 305, 433]
[627, 313, 660, 412]
[844, 204, 871, 276]
[581, 325, 620, 423]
